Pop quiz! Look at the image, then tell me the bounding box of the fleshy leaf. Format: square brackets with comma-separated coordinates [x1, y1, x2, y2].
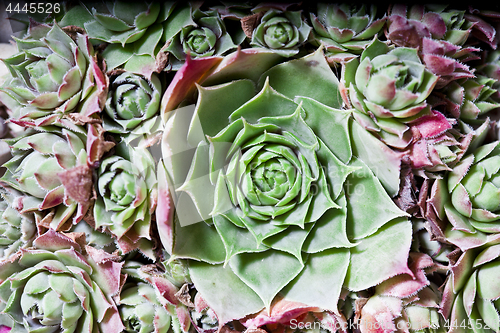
[345, 217, 412, 291]
[259, 48, 342, 109]
[350, 120, 403, 196]
[345, 157, 409, 239]
[281, 248, 349, 313]
[171, 214, 226, 264]
[229, 250, 304, 309]
[189, 261, 264, 326]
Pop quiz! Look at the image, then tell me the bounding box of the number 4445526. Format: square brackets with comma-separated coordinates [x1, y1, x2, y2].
[6, 3, 61, 14]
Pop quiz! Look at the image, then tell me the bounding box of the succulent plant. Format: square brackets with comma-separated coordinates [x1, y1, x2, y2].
[386, 4, 448, 48]
[441, 239, 500, 333]
[157, 48, 413, 326]
[436, 75, 500, 121]
[386, 4, 475, 48]
[342, 37, 439, 149]
[386, 5, 480, 89]
[79, 1, 162, 45]
[354, 253, 445, 333]
[419, 37, 479, 89]
[103, 71, 162, 142]
[249, 9, 311, 56]
[66, 1, 176, 78]
[309, 4, 386, 62]
[0, 229, 125, 333]
[118, 261, 175, 333]
[0, 22, 106, 128]
[0, 126, 93, 230]
[3, 2, 67, 40]
[161, 4, 244, 70]
[427, 140, 500, 251]
[94, 142, 157, 258]
[0, 187, 37, 261]
[406, 110, 472, 173]
[129, 260, 193, 333]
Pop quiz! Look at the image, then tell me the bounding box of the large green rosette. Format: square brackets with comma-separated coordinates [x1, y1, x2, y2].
[157, 48, 412, 325]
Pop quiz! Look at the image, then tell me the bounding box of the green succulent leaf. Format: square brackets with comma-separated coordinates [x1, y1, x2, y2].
[345, 217, 412, 291]
[189, 261, 265, 324]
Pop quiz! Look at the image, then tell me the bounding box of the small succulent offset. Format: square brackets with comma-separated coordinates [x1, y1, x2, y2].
[250, 9, 311, 56]
[0, 229, 125, 333]
[0, 188, 37, 261]
[0, 22, 106, 127]
[0, 126, 93, 230]
[406, 110, 468, 172]
[427, 141, 500, 251]
[386, 5, 479, 88]
[343, 37, 439, 149]
[65, 1, 174, 78]
[354, 253, 445, 333]
[309, 4, 386, 61]
[386, 4, 453, 48]
[158, 48, 412, 325]
[441, 240, 500, 333]
[103, 71, 162, 142]
[80, 1, 162, 45]
[118, 261, 174, 333]
[437, 75, 500, 122]
[162, 5, 244, 70]
[94, 142, 157, 258]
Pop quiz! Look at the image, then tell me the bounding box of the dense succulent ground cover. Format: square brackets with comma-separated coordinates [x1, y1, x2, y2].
[1, 1, 500, 333]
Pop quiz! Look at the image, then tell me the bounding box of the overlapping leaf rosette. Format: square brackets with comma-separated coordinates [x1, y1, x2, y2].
[0, 22, 106, 128]
[426, 140, 500, 251]
[342, 37, 467, 173]
[385, 5, 482, 89]
[435, 75, 500, 123]
[133, 258, 197, 333]
[309, 4, 386, 63]
[440, 239, 500, 333]
[0, 126, 95, 230]
[60, 1, 170, 78]
[103, 71, 162, 143]
[0, 187, 37, 261]
[94, 142, 157, 258]
[156, 48, 413, 328]
[161, 4, 245, 70]
[118, 261, 175, 333]
[354, 253, 446, 332]
[0, 229, 125, 333]
[79, 1, 162, 45]
[247, 8, 311, 57]
[386, 5, 475, 49]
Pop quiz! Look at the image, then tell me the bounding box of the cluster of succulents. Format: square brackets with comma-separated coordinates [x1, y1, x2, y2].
[2, 2, 500, 333]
